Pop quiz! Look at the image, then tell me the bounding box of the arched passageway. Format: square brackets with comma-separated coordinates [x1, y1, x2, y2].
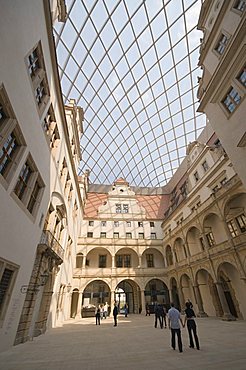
[82, 280, 111, 316]
[145, 279, 170, 312]
[115, 280, 140, 314]
[170, 278, 181, 310]
[70, 289, 79, 318]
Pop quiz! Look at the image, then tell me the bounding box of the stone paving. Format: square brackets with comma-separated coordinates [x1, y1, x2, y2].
[0, 315, 246, 370]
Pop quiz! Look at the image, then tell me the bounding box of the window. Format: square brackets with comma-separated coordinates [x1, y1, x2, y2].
[0, 258, 19, 326]
[87, 232, 93, 237]
[223, 87, 241, 113]
[99, 255, 107, 268]
[124, 255, 131, 267]
[13, 155, 44, 216]
[202, 160, 209, 172]
[88, 220, 94, 227]
[113, 232, 119, 238]
[26, 42, 50, 115]
[138, 221, 143, 227]
[138, 233, 144, 239]
[193, 171, 200, 182]
[115, 204, 121, 213]
[126, 221, 131, 227]
[116, 254, 131, 268]
[227, 220, 239, 237]
[101, 221, 107, 227]
[123, 204, 129, 213]
[199, 237, 205, 250]
[150, 233, 157, 239]
[0, 85, 26, 185]
[146, 254, 154, 268]
[215, 34, 228, 55]
[233, 0, 246, 12]
[114, 221, 119, 227]
[237, 66, 246, 88]
[236, 213, 246, 233]
[116, 255, 123, 268]
[206, 232, 215, 247]
[126, 232, 132, 239]
[100, 232, 106, 238]
[150, 222, 155, 227]
[42, 104, 60, 149]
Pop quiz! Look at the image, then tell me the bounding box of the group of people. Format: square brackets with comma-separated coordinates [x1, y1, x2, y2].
[95, 302, 109, 325]
[167, 300, 200, 353]
[95, 302, 121, 327]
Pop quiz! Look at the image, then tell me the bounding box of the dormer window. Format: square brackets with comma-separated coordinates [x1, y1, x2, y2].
[202, 160, 209, 172]
[233, 0, 246, 12]
[215, 33, 228, 55]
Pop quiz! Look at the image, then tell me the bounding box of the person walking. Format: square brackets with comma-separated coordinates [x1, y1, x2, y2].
[154, 304, 163, 328]
[146, 303, 150, 316]
[113, 303, 118, 327]
[168, 303, 183, 352]
[183, 302, 200, 350]
[95, 306, 101, 325]
[124, 303, 128, 317]
[161, 305, 167, 328]
[104, 302, 108, 319]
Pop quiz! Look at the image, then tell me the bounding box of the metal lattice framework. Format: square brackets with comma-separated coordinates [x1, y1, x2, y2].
[54, 0, 205, 187]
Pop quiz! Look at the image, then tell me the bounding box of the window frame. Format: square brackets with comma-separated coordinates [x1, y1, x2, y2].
[99, 255, 107, 268]
[150, 232, 157, 240]
[213, 31, 230, 57]
[146, 253, 154, 268]
[0, 258, 19, 327]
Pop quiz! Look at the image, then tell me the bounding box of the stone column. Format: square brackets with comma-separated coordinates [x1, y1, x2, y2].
[177, 286, 186, 312]
[138, 255, 142, 268]
[193, 285, 208, 317]
[82, 255, 86, 269]
[215, 282, 236, 321]
[141, 290, 145, 315]
[112, 255, 115, 269]
[110, 290, 115, 317]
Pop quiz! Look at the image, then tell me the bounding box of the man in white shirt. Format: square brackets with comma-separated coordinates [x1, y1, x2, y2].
[168, 302, 183, 353]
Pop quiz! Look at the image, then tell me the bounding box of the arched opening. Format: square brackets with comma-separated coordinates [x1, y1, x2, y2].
[180, 273, 195, 305]
[196, 268, 218, 316]
[142, 248, 165, 268]
[224, 193, 246, 238]
[76, 253, 83, 268]
[145, 279, 170, 313]
[115, 248, 139, 268]
[82, 280, 110, 317]
[174, 237, 186, 262]
[70, 289, 79, 318]
[186, 226, 203, 255]
[203, 213, 227, 247]
[115, 279, 141, 314]
[218, 262, 244, 319]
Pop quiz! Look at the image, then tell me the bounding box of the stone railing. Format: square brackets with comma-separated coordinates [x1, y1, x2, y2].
[39, 230, 64, 262]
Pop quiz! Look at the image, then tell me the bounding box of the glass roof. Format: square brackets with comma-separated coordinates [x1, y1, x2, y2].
[54, 0, 206, 187]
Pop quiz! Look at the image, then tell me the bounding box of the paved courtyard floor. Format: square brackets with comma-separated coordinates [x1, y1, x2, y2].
[0, 314, 246, 370]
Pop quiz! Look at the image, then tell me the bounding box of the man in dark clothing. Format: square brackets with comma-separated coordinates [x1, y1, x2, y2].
[183, 302, 200, 350]
[113, 303, 118, 327]
[154, 304, 163, 328]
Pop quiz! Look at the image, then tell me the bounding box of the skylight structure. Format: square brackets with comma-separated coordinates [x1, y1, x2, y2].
[54, 0, 206, 187]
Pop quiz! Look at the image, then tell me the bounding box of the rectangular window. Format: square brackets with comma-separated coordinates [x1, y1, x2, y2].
[99, 255, 107, 268]
[215, 34, 228, 55]
[13, 156, 44, 215]
[236, 213, 246, 233]
[87, 232, 93, 238]
[124, 255, 131, 268]
[113, 232, 119, 238]
[227, 220, 239, 237]
[0, 258, 18, 326]
[150, 222, 155, 227]
[126, 232, 132, 239]
[101, 221, 107, 227]
[115, 204, 121, 213]
[138, 233, 144, 239]
[114, 221, 119, 227]
[233, 0, 246, 12]
[43, 105, 60, 149]
[100, 232, 106, 238]
[223, 87, 241, 113]
[206, 232, 215, 247]
[193, 171, 200, 182]
[138, 221, 143, 227]
[199, 237, 205, 251]
[26, 42, 50, 115]
[126, 221, 131, 227]
[88, 220, 94, 227]
[0, 85, 26, 184]
[116, 255, 123, 268]
[122, 204, 129, 213]
[237, 66, 246, 88]
[146, 254, 154, 268]
[150, 233, 157, 239]
[202, 160, 209, 172]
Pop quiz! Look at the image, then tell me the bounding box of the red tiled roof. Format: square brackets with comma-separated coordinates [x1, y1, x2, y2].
[84, 192, 169, 219]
